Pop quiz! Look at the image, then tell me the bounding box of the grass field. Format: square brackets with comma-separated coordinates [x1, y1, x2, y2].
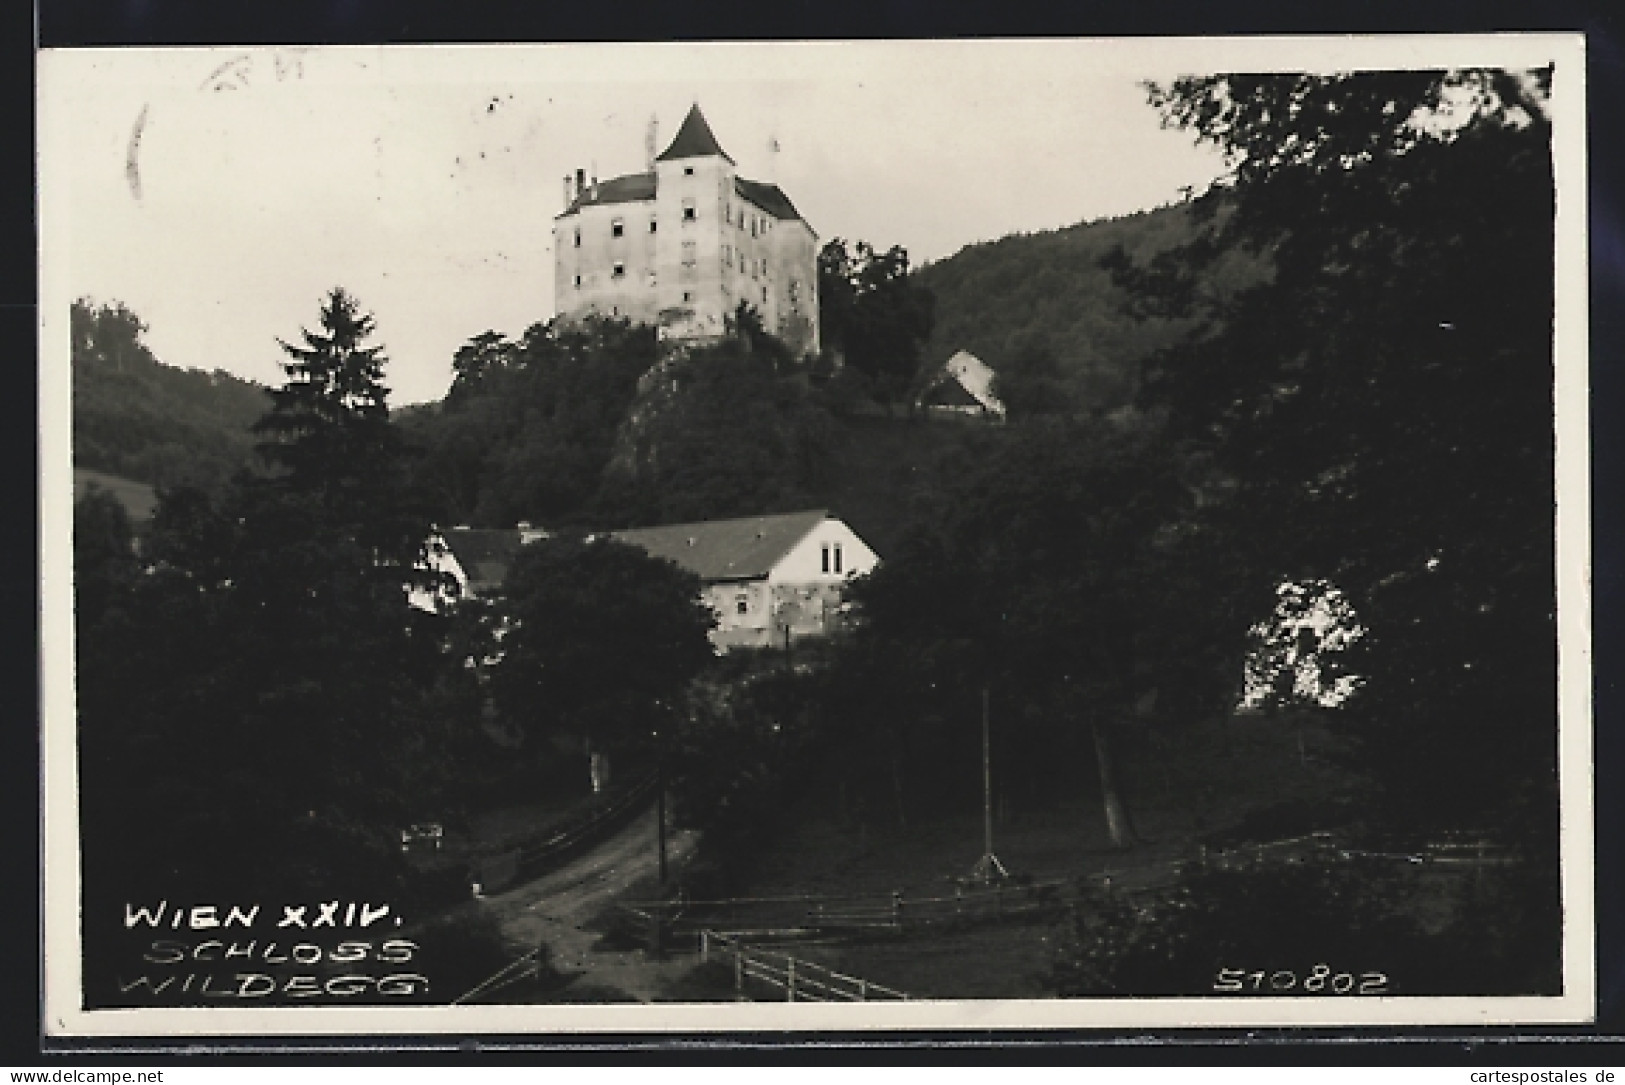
[670, 711, 1367, 999]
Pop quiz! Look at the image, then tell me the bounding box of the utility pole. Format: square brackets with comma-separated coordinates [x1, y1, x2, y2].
[656, 756, 668, 886]
[969, 684, 1008, 884]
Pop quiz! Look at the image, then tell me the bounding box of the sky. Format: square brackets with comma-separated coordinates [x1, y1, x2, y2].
[39, 36, 1575, 406]
[42, 40, 1238, 404]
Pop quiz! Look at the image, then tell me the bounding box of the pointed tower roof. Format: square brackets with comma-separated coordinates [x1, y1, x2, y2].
[656, 104, 735, 165]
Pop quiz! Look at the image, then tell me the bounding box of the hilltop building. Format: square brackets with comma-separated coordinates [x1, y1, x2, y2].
[917, 349, 1007, 422]
[553, 105, 821, 358]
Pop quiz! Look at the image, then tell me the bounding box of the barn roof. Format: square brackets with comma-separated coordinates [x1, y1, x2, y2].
[440, 527, 524, 594]
[613, 509, 830, 583]
[920, 349, 1007, 417]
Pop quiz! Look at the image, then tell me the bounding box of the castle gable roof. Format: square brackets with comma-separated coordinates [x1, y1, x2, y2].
[734, 177, 804, 223]
[612, 509, 830, 582]
[656, 104, 735, 165]
[566, 171, 657, 213]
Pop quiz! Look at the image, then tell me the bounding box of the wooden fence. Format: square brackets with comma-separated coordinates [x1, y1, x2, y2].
[623, 828, 1517, 946]
[702, 931, 908, 1002]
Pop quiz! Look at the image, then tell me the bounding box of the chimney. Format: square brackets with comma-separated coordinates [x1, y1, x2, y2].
[645, 114, 659, 172]
[562, 174, 573, 211]
[575, 168, 586, 202]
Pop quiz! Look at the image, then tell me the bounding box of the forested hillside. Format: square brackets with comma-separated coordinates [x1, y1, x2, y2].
[401, 312, 980, 551]
[72, 299, 269, 493]
[912, 202, 1268, 413]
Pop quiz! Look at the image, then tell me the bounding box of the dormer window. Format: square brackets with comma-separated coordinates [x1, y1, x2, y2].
[611, 218, 624, 238]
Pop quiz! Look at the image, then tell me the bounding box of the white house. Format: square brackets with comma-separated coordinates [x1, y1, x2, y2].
[415, 510, 879, 652]
[408, 522, 546, 613]
[613, 509, 880, 651]
[917, 349, 1006, 421]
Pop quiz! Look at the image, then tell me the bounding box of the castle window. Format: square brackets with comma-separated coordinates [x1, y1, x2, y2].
[820, 545, 830, 574]
[750, 219, 757, 238]
[684, 166, 695, 176]
[762, 286, 769, 304]
[681, 241, 697, 267]
[612, 261, 625, 278]
[611, 218, 624, 238]
[573, 228, 581, 248]
[682, 200, 697, 222]
[834, 544, 843, 574]
[649, 218, 658, 233]
[735, 592, 748, 615]
[682, 291, 692, 303]
[573, 274, 582, 288]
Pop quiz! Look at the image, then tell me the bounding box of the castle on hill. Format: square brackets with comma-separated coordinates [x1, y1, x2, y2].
[553, 104, 821, 358]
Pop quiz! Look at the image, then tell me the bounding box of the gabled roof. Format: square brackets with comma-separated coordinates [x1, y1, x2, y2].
[440, 527, 524, 593]
[656, 104, 735, 165]
[921, 377, 983, 409]
[734, 177, 805, 224]
[920, 349, 1007, 417]
[564, 171, 657, 214]
[613, 509, 830, 583]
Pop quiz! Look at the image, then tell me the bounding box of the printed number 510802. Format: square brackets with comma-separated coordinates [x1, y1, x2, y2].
[1214, 965, 1389, 994]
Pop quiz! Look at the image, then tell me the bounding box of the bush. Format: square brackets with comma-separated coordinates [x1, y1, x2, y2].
[1052, 854, 1560, 997]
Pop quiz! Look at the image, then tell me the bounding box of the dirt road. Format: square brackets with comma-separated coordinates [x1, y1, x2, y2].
[475, 804, 704, 1002]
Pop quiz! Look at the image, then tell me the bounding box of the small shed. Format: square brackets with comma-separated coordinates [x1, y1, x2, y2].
[917, 350, 1006, 421]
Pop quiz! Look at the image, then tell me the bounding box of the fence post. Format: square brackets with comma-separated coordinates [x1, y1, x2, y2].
[787, 957, 796, 1002]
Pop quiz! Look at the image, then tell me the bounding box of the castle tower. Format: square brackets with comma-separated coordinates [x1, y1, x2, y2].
[553, 103, 820, 357]
[652, 104, 737, 343]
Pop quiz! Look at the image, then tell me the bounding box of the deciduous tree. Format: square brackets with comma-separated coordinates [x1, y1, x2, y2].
[1129, 70, 1557, 825]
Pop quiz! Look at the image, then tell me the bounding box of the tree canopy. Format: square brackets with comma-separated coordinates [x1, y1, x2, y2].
[818, 239, 936, 407]
[489, 533, 717, 772]
[76, 290, 479, 907]
[1129, 69, 1557, 824]
[71, 298, 268, 493]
